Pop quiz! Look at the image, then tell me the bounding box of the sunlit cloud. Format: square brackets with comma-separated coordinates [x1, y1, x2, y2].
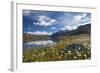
[58, 13, 90, 31]
[33, 15, 56, 26]
[73, 13, 88, 22]
[74, 15, 82, 21]
[61, 26, 77, 31]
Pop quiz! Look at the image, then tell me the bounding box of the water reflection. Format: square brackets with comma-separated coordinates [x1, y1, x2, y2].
[23, 40, 56, 49]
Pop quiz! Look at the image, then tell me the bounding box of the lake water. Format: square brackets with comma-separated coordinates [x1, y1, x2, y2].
[23, 40, 56, 49]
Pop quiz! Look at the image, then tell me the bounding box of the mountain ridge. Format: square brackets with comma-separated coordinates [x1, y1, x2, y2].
[50, 23, 91, 40]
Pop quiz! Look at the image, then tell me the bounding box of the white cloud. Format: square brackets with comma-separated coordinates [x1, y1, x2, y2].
[66, 26, 77, 30]
[27, 31, 52, 35]
[73, 13, 87, 21]
[74, 15, 82, 21]
[61, 26, 77, 30]
[51, 27, 56, 29]
[34, 15, 56, 26]
[23, 10, 31, 16]
[57, 13, 88, 28]
[81, 13, 87, 18]
[78, 21, 91, 26]
[57, 13, 90, 31]
[61, 27, 67, 31]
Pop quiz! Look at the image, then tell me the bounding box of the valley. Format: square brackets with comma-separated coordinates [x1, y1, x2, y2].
[23, 24, 91, 62]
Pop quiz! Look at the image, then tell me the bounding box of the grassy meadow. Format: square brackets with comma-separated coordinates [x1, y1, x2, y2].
[23, 34, 91, 62]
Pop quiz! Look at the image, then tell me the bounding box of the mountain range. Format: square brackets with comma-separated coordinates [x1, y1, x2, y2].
[50, 23, 91, 40]
[23, 23, 91, 42]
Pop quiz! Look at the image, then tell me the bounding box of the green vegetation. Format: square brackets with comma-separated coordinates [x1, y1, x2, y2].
[23, 34, 91, 62]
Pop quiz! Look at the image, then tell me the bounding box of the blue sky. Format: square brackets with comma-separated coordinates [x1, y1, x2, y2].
[23, 10, 91, 35]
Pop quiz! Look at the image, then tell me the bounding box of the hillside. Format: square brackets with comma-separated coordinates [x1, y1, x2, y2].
[50, 23, 91, 40]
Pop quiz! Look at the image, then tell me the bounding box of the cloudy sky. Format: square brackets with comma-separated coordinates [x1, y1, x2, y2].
[23, 10, 91, 35]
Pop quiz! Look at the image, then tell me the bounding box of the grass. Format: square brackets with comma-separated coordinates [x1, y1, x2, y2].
[23, 34, 91, 62]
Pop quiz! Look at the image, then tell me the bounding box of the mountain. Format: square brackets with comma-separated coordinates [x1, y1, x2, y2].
[66, 23, 91, 35]
[50, 23, 91, 40]
[23, 23, 91, 42]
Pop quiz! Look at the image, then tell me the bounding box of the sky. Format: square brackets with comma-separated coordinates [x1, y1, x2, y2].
[23, 10, 91, 35]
